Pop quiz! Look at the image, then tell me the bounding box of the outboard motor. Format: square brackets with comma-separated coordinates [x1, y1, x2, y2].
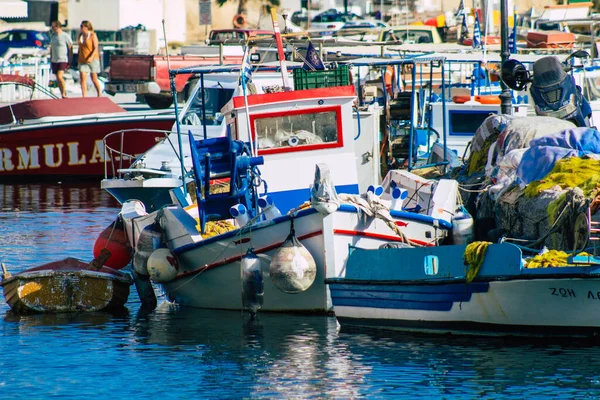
[501, 51, 592, 127]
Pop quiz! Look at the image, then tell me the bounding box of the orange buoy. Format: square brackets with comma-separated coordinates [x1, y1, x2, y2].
[384, 65, 396, 95]
[452, 95, 501, 104]
[452, 95, 470, 104]
[474, 95, 501, 104]
[93, 219, 132, 270]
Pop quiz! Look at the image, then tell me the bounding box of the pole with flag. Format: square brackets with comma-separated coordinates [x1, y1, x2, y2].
[270, 8, 290, 89]
[459, 14, 469, 45]
[240, 44, 256, 156]
[455, 0, 465, 17]
[508, 9, 517, 54]
[302, 41, 325, 71]
[472, 13, 482, 49]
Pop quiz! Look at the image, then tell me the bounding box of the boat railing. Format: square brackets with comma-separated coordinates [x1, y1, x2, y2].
[102, 128, 175, 179]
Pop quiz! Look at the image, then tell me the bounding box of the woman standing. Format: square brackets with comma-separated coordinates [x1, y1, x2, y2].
[78, 20, 102, 97]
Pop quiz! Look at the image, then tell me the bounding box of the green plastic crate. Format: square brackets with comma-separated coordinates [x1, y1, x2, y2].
[293, 65, 350, 90]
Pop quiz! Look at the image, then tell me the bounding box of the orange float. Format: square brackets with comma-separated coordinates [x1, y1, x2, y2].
[452, 95, 501, 104]
[93, 219, 132, 270]
[384, 65, 396, 95]
[475, 95, 501, 104]
[452, 95, 470, 104]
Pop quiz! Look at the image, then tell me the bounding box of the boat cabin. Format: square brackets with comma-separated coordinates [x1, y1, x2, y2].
[222, 84, 369, 213]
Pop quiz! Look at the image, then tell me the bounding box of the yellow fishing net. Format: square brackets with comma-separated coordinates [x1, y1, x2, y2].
[464, 241, 492, 283]
[466, 136, 496, 175]
[194, 219, 237, 238]
[525, 250, 591, 268]
[524, 157, 600, 198]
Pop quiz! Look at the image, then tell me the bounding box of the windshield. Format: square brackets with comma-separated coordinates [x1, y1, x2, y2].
[383, 29, 433, 43]
[181, 87, 235, 126]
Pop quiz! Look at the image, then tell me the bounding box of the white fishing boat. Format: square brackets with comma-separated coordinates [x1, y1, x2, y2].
[326, 243, 600, 337]
[114, 68, 466, 313]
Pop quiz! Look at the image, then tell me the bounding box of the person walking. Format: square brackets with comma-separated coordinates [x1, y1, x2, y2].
[77, 20, 102, 97]
[49, 21, 72, 98]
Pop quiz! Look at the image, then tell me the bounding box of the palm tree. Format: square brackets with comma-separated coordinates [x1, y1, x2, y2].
[216, 0, 281, 26]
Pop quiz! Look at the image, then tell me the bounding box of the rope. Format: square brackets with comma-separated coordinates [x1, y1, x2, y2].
[464, 241, 492, 283]
[501, 199, 572, 248]
[338, 192, 413, 245]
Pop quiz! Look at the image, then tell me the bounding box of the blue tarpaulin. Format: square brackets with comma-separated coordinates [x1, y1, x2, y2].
[517, 128, 600, 184]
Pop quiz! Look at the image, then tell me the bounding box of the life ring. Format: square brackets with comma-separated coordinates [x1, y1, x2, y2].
[452, 95, 470, 104]
[384, 65, 396, 95]
[475, 95, 501, 104]
[452, 95, 501, 104]
[233, 14, 246, 28]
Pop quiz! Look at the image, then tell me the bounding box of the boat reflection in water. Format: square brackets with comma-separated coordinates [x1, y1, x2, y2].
[0, 182, 120, 212]
[134, 303, 367, 398]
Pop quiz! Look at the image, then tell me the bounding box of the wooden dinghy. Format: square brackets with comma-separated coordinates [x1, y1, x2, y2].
[0, 257, 133, 313]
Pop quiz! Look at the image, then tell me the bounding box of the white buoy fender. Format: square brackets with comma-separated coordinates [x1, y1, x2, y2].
[241, 248, 264, 314]
[230, 204, 250, 227]
[258, 195, 282, 220]
[452, 210, 474, 245]
[269, 222, 316, 293]
[133, 222, 164, 276]
[147, 248, 179, 283]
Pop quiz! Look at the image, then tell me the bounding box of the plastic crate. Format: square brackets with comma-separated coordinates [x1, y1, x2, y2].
[293, 65, 350, 90]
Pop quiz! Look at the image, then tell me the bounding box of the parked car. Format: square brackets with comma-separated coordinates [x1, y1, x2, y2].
[310, 10, 363, 32]
[0, 29, 50, 58]
[378, 25, 443, 44]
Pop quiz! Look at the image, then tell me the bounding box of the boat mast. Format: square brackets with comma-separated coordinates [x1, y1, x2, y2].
[499, 0, 512, 115]
[270, 8, 290, 89]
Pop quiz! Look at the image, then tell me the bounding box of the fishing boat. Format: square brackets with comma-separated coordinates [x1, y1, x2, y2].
[326, 243, 600, 337]
[114, 62, 466, 312]
[0, 93, 175, 182]
[0, 258, 133, 313]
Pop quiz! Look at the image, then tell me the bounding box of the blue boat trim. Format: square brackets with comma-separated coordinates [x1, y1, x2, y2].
[270, 184, 359, 217]
[338, 204, 453, 230]
[329, 282, 489, 312]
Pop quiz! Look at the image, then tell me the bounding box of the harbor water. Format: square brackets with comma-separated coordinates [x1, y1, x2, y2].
[2, 183, 600, 399]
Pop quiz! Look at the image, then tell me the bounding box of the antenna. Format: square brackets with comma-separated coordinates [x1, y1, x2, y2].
[162, 19, 171, 71]
[163, 18, 187, 197]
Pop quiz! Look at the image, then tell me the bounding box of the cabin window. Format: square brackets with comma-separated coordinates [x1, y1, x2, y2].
[424, 255, 439, 275]
[181, 87, 234, 126]
[448, 110, 497, 136]
[250, 106, 344, 155]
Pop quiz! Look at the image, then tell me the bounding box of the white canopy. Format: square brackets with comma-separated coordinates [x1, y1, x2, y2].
[0, 0, 28, 18]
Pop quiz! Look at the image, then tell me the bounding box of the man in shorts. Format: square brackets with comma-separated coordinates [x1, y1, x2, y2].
[50, 21, 73, 98]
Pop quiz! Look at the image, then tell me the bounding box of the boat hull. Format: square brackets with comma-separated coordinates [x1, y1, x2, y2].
[1, 258, 133, 313]
[0, 115, 174, 181]
[330, 278, 600, 336]
[328, 244, 600, 336]
[155, 206, 436, 313]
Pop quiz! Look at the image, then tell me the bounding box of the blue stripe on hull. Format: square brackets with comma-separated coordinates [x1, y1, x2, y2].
[329, 282, 489, 312]
[269, 184, 359, 215]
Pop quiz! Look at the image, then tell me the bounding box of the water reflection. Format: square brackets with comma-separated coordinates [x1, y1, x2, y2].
[0, 182, 119, 212]
[132, 304, 367, 398]
[337, 327, 600, 398]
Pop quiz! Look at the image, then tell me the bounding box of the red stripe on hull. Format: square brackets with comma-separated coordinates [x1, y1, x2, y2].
[175, 230, 323, 279]
[333, 229, 436, 247]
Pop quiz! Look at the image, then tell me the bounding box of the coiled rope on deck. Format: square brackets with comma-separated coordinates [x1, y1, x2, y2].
[464, 241, 492, 283]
